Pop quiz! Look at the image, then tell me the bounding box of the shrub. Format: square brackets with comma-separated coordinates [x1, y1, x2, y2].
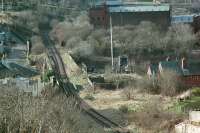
[158, 70, 181, 96]
[135, 71, 181, 96]
[127, 99, 185, 132]
[119, 105, 129, 114]
[0, 87, 98, 133]
[136, 77, 159, 94]
[192, 87, 200, 96]
[31, 36, 45, 55]
[122, 87, 135, 100]
[137, 70, 185, 96]
[84, 94, 95, 101]
[31, 44, 45, 55]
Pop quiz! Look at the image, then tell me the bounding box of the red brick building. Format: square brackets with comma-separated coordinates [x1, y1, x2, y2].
[89, 2, 171, 28]
[89, 5, 108, 27]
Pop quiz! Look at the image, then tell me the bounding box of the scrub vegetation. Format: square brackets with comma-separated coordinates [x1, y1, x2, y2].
[0, 85, 100, 133]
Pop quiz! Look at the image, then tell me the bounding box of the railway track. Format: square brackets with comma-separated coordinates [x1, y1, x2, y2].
[40, 29, 129, 133]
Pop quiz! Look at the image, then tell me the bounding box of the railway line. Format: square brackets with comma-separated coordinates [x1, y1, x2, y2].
[39, 28, 129, 133]
[9, 21, 129, 132]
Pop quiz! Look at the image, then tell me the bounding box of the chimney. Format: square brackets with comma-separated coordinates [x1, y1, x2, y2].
[181, 57, 187, 70]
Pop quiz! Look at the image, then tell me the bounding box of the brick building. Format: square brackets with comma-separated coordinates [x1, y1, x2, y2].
[89, 1, 171, 28]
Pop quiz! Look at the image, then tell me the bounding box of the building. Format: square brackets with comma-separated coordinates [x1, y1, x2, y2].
[0, 60, 39, 78]
[89, 1, 171, 28]
[171, 15, 194, 24]
[0, 77, 45, 97]
[175, 111, 200, 133]
[171, 14, 200, 32]
[147, 58, 200, 87]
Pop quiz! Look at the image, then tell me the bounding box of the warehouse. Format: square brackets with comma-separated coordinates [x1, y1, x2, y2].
[89, 1, 171, 28]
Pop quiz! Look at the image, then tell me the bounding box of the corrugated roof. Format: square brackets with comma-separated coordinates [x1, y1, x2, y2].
[94, 0, 167, 6]
[95, 0, 122, 6]
[171, 15, 194, 23]
[0, 60, 39, 77]
[109, 5, 170, 12]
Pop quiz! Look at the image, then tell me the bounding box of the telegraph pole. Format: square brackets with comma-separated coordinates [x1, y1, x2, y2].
[110, 16, 114, 71]
[1, 0, 3, 13]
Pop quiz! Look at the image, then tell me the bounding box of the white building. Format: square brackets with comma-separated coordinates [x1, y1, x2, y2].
[175, 111, 200, 133]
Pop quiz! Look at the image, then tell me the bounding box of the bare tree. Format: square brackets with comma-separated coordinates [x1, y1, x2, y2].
[0, 86, 100, 133]
[158, 70, 181, 96]
[164, 24, 196, 56]
[31, 36, 45, 55]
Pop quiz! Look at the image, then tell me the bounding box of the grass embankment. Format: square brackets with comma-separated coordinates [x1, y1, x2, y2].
[172, 96, 200, 113]
[170, 87, 200, 113]
[60, 50, 92, 89]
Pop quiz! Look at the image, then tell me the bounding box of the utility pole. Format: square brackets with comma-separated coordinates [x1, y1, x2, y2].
[110, 16, 114, 71]
[1, 0, 3, 13]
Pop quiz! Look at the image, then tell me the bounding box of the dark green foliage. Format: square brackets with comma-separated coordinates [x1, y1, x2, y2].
[172, 96, 200, 112]
[41, 70, 54, 82]
[192, 87, 200, 96]
[119, 105, 129, 114]
[84, 94, 95, 101]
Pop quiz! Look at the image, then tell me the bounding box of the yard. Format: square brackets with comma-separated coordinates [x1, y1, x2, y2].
[80, 87, 187, 133]
[171, 96, 200, 113]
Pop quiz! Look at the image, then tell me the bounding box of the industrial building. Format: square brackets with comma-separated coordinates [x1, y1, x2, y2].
[89, 1, 171, 28]
[171, 14, 200, 32]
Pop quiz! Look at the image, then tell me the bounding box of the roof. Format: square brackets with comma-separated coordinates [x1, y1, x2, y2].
[93, 0, 170, 12]
[187, 60, 200, 75]
[171, 14, 200, 24]
[109, 4, 170, 12]
[94, 0, 168, 6]
[159, 61, 184, 75]
[94, 0, 122, 6]
[148, 59, 200, 76]
[149, 64, 158, 74]
[171, 15, 194, 24]
[0, 60, 39, 78]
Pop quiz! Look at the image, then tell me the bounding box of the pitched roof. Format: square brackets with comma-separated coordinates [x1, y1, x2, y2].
[149, 64, 158, 74]
[159, 61, 184, 75]
[187, 60, 200, 75]
[0, 60, 39, 78]
[148, 59, 200, 76]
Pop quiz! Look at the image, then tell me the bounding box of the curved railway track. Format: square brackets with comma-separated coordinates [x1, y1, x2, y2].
[40, 29, 129, 133]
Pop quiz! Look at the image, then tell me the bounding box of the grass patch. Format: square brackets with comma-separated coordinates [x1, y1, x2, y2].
[171, 96, 200, 113]
[127, 100, 185, 132]
[119, 105, 129, 113]
[119, 104, 142, 114]
[84, 94, 95, 101]
[192, 87, 200, 96]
